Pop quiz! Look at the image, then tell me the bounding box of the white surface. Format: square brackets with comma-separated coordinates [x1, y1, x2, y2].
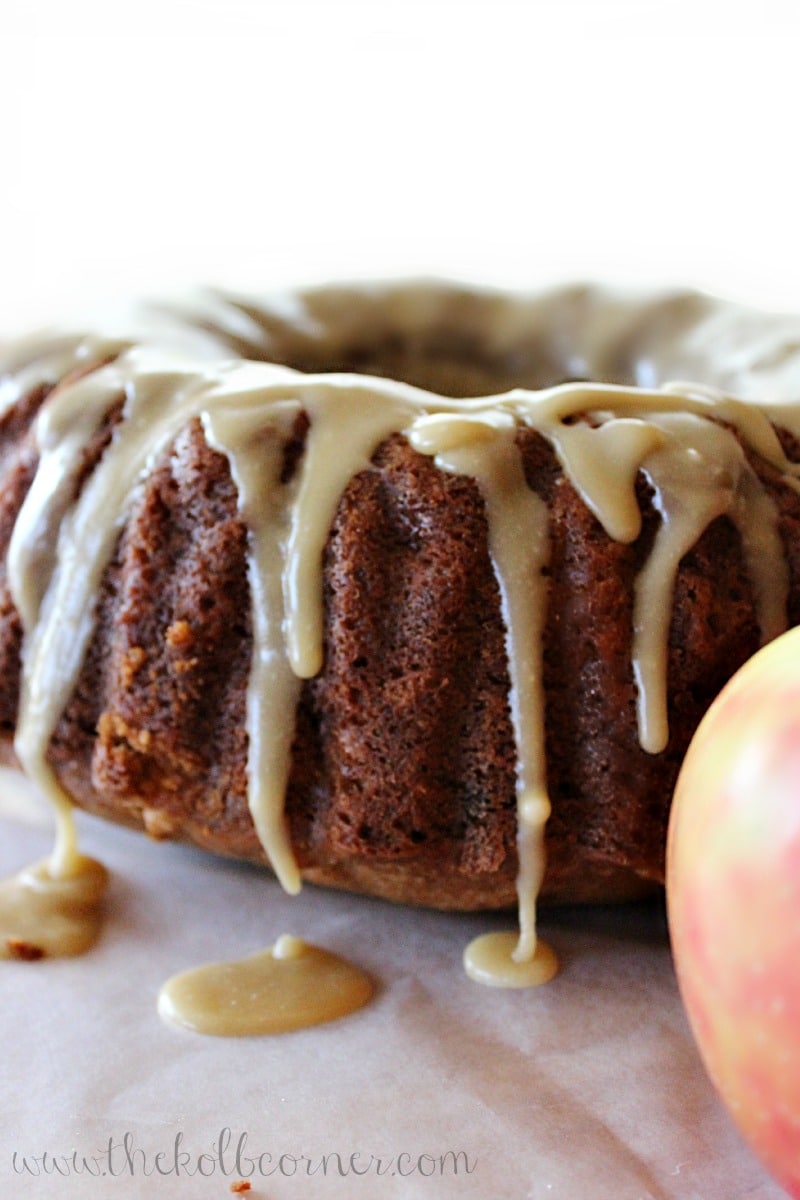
[3, 0, 800, 330]
[0, 780, 786, 1200]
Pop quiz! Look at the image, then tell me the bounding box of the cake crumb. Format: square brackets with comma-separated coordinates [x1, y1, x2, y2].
[166, 620, 198, 673]
[166, 619, 193, 648]
[229, 1181, 252, 1194]
[98, 710, 152, 751]
[120, 645, 147, 687]
[142, 807, 178, 841]
[173, 655, 199, 674]
[6, 938, 45, 961]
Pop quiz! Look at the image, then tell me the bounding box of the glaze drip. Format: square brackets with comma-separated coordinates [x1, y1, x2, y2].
[0, 836, 108, 960]
[158, 934, 373, 1036]
[408, 411, 551, 970]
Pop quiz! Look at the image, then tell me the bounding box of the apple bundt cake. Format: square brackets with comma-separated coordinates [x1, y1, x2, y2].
[3, 280, 800, 924]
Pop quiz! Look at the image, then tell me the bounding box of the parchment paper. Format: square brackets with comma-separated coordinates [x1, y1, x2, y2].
[0, 768, 787, 1200]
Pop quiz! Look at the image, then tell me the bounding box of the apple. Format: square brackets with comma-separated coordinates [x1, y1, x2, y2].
[667, 627, 800, 1199]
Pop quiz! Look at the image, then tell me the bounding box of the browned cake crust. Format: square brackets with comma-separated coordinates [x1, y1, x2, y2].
[1, 354, 799, 910]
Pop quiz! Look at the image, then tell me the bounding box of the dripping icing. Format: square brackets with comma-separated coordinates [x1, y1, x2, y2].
[158, 934, 374, 1036]
[0, 837, 108, 960]
[3, 287, 800, 997]
[407, 411, 553, 972]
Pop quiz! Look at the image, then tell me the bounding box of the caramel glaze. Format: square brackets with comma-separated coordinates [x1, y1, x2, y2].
[0, 853, 107, 960]
[159, 934, 373, 1037]
[3, 282, 800, 998]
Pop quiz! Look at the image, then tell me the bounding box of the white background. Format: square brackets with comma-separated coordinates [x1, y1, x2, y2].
[3, 0, 800, 331]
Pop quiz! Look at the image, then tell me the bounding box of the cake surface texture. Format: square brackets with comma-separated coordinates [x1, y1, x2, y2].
[3, 280, 800, 913]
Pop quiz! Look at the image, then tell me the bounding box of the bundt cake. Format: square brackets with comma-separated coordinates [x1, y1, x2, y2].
[3, 280, 800, 941]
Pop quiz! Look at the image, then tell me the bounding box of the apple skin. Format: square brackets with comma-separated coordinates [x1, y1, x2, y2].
[667, 627, 800, 1199]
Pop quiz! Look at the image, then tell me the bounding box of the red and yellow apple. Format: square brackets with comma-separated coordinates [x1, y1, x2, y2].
[667, 627, 800, 1199]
